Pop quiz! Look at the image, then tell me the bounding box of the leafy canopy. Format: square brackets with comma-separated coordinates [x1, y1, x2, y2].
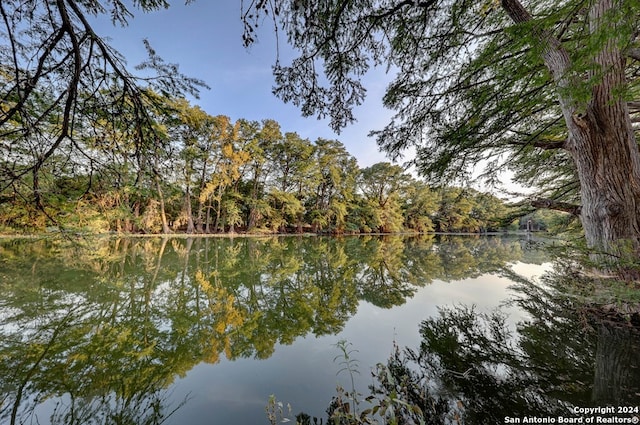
[241, 0, 640, 190]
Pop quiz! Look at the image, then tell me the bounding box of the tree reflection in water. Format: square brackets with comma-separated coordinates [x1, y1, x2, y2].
[357, 270, 640, 425]
[0, 235, 599, 424]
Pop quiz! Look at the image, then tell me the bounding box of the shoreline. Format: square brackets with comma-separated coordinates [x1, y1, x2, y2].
[0, 230, 539, 239]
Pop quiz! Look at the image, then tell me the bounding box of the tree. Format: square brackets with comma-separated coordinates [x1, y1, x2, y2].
[433, 188, 476, 233]
[271, 132, 316, 232]
[0, 0, 205, 222]
[307, 139, 359, 233]
[242, 1, 640, 277]
[241, 119, 282, 231]
[198, 117, 250, 232]
[357, 163, 409, 233]
[402, 180, 437, 233]
[168, 99, 216, 233]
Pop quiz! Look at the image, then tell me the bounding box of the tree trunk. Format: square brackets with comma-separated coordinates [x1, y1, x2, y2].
[196, 198, 205, 233]
[132, 201, 140, 232]
[297, 213, 303, 234]
[502, 0, 640, 278]
[214, 201, 222, 233]
[205, 199, 212, 233]
[213, 184, 226, 233]
[247, 168, 261, 231]
[195, 160, 209, 233]
[154, 175, 171, 234]
[570, 108, 640, 275]
[184, 185, 195, 234]
[573, 0, 640, 275]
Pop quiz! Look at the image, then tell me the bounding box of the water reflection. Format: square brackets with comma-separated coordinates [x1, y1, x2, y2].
[359, 271, 640, 425]
[0, 235, 550, 424]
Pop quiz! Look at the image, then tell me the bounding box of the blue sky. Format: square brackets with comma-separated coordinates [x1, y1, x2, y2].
[90, 1, 397, 169]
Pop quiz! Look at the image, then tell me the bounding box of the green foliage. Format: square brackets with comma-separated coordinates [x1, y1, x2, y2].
[0, 0, 519, 236]
[242, 0, 640, 277]
[243, 0, 639, 183]
[0, 9, 515, 236]
[266, 395, 294, 425]
[333, 340, 362, 416]
[0, 1, 207, 231]
[3, 83, 519, 236]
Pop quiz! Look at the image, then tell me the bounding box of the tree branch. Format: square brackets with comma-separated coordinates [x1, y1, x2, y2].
[531, 198, 581, 215]
[626, 47, 640, 61]
[500, 0, 579, 146]
[507, 138, 567, 150]
[628, 101, 640, 112]
[0, 27, 67, 128]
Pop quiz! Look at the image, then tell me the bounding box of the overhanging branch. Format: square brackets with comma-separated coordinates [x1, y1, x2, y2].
[500, 0, 579, 146]
[507, 138, 567, 150]
[531, 198, 581, 216]
[626, 47, 640, 61]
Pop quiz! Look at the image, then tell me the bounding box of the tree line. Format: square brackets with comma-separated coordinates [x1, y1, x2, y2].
[0, 94, 512, 235]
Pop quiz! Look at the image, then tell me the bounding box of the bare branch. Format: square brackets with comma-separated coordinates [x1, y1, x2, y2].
[531, 198, 581, 215]
[507, 138, 567, 150]
[627, 47, 640, 61]
[628, 101, 640, 112]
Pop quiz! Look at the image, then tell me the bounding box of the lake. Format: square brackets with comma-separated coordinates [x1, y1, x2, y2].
[1, 235, 638, 424]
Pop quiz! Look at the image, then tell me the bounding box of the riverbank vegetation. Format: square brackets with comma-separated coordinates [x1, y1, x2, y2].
[4, 0, 640, 278]
[1, 92, 524, 235]
[0, 1, 571, 239]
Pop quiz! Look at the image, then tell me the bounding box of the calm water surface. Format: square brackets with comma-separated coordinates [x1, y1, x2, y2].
[0, 235, 638, 424]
